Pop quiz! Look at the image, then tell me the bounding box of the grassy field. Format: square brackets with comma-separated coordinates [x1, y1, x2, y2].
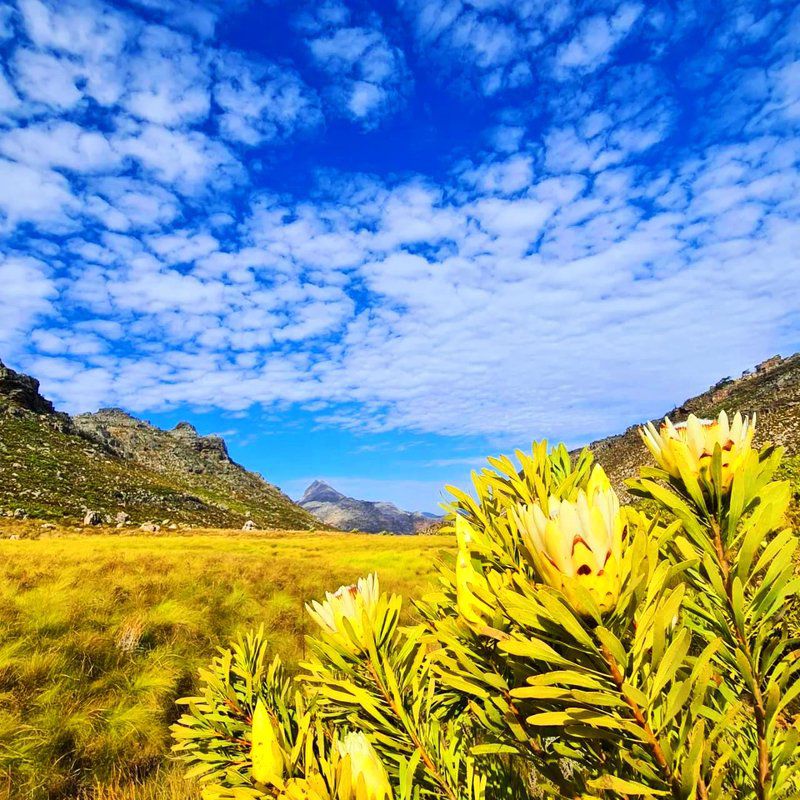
[0, 525, 453, 799]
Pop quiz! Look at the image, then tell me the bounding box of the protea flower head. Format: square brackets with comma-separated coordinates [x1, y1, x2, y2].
[640, 410, 755, 491]
[336, 731, 392, 800]
[251, 699, 286, 787]
[306, 574, 380, 650]
[516, 466, 624, 616]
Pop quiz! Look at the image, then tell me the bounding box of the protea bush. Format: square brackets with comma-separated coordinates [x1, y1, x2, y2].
[171, 412, 800, 800]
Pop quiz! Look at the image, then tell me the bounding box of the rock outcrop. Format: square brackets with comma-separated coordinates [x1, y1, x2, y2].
[299, 480, 441, 534]
[73, 410, 233, 477]
[0, 359, 57, 415]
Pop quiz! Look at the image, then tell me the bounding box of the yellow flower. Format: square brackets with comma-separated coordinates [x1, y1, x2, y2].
[516, 467, 623, 616]
[251, 699, 286, 787]
[306, 574, 380, 650]
[454, 517, 494, 628]
[336, 732, 392, 800]
[640, 411, 755, 491]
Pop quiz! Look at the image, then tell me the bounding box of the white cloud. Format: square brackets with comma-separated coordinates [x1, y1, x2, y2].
[347, 81, 384, 118]
[305, 8, 409, 124]
[214, 51, 321, 145]
[400, 0, 562, 94]
[148, 231, 219, 263]
[16, 0, 129, 106]
[123, 25, 210, 126]
[0, 121, 119, 172]
[460, 154, 534, 194]
[114, 124, 242, 193]
[87, 177, 180, 230]
[19, 0, 128, 61]
[0, 255, 57, 352]
[0, 68, 20, 112]
[2, 0, 800, 457]
[489, 124, 526, 153]
[773, 60, 800, 120]
[12, 49, 83, 109]
[0, 159, 77, 228]
[555, 4, 643, 75]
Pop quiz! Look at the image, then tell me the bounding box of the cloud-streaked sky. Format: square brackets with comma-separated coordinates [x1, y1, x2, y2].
[1, 0, 798, 512]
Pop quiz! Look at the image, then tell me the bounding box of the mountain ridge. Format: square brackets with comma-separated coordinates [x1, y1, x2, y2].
[587, 353, 800, 499]
[298, 479, 442, 534]
[2, 353, 797, 531]
[0, 358, 320, 530]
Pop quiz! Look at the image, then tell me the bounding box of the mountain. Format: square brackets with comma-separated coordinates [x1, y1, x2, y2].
[588, 353, 800, 502]
[0, 359, 320, 529]
[299, 480, 442, 534]
[4, 352, 796, 531]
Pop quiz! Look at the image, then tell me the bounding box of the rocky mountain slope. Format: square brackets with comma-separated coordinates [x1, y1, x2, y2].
[589, 353, 800, 501]
[0, 359, 319, 529]
[299, 480, 441, 534]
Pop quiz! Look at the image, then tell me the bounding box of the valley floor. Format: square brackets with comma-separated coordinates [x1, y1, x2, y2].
[0, 525, 453, 800]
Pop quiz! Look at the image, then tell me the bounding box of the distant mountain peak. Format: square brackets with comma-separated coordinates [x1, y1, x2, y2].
[299, 480, 442, 534]
[302, 480, 346, 504]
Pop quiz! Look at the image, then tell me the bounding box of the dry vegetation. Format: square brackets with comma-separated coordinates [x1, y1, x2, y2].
[0, 525, 453, 799]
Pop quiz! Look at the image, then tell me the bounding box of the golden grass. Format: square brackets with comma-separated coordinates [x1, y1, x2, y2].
[0, 528, 453, 799]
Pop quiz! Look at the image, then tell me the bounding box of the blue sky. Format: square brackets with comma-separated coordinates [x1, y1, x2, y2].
[1, 0, 799, 512]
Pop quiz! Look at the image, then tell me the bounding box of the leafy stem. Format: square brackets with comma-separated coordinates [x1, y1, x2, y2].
[502, 690, 583, 800]
[365, 658, 459, 800]
[709, 517, 770, 800]
[599, 643, 684, 799]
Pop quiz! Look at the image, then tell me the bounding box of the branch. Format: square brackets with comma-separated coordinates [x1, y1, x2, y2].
[600, 644, 684, 800]
[710, 519, 770, 800]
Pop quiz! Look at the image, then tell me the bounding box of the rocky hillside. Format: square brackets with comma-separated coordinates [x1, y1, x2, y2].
[0, 359, 320, 529]
[589, 353, 800, 501]
[299, 480, 441, 534]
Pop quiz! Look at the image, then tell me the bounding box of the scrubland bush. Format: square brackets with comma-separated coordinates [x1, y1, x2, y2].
[173, 412, 800, 800]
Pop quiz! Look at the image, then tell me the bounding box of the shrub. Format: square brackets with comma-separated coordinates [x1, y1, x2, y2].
[172, 412, 800, 799]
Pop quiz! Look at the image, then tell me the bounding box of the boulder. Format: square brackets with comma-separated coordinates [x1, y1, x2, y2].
[115, 511, 131, 524]
[83, 510, 102, 526]
[140, 522, 161, 532]
[242, 519, 257, 531]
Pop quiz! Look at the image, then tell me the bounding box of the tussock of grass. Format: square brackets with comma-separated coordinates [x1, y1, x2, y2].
[0, 530, 451, 799]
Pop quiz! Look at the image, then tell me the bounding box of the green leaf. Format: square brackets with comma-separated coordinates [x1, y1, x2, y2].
[536, 589, 598, 650]
[524, 670, 606, 690]
[730, 576, 746, 634]
[680, 720, 705, 798]
[586, 775, 668, 795]
[651, 628, 690, 697]
[499, 637, 574, 667]
[595, 626, 627, 670]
